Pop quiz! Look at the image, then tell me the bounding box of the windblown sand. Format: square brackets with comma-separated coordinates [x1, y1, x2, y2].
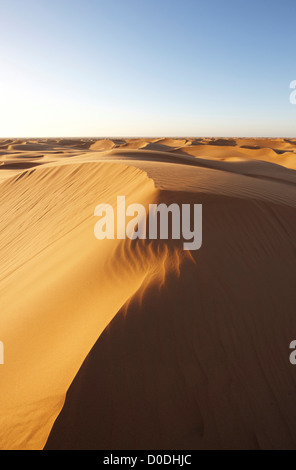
[0, 137, 296, 449]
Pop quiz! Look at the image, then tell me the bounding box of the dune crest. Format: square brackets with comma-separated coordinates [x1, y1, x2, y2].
[0, 160, 160, 449]
[46, 189, 296, 450]
[0, 137, 296, 449]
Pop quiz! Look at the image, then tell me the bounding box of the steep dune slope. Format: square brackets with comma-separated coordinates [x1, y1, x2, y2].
[45, 188, 296, 450]
[1, 138, 296, 450]
[44, 157, 296, 450]
[0, 161, 157, 449]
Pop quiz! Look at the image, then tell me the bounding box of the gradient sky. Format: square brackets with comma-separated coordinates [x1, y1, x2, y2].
[0, 0, 295, 137]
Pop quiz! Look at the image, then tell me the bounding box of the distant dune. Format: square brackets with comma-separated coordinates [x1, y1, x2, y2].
[0, 137, 296, 449]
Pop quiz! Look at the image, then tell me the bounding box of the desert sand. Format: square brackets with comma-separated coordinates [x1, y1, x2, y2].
[0, 137, 296, 450]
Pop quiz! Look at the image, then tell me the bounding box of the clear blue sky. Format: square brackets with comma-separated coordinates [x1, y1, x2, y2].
[0, 0, 295, 137]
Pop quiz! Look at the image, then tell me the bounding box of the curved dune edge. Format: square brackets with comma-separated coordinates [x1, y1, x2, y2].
[0, 161, 168, 449]
[45, 190, 296, 450]
[0, 139, 296, 449]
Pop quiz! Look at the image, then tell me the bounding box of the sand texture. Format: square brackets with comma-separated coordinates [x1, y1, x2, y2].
[0, 137, 296, 449]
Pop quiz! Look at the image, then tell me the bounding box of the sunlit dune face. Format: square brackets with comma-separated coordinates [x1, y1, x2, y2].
[0, 138, 296, 449]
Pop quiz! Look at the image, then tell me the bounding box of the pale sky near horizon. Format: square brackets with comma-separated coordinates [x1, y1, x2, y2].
[0, 0, 295, 137]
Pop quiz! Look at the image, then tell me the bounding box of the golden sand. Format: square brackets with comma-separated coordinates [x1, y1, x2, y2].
[0, 137, 296, 449]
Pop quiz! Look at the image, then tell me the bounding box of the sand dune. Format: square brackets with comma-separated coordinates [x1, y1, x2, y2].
[177, 143, 296, 170]
[0, 137, 296, 449]
[89, 139, 117, 151]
